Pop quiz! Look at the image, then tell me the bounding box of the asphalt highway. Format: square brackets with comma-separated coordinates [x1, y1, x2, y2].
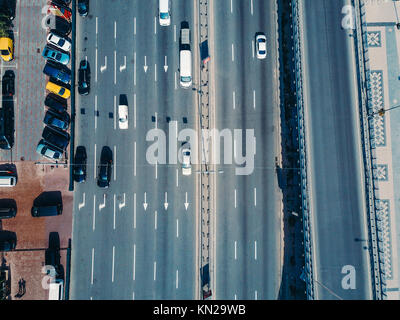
[301, 0, 373, 299]
[70, 0, 198, 299]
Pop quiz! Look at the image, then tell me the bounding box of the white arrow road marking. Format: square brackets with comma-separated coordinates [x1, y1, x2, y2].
[143, 192, 148, 211]
[164, 56, 168, 72]
[99, 194, 106, 211]
[164, 192, 168, 210]
[120, 56, 126, 72]
[184, 192, 189, 210]
[144, 56, 148, 73]
[100, 56, 107, 73]
[119, 193, 126, 210]
[79, 193, 85, 210]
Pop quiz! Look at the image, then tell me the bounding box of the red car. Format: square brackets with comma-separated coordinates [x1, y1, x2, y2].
[47, 3, 72, 22]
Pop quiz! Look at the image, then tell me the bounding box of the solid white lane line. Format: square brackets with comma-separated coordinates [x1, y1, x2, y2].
[254, 187, 257, 206]
[176, 269, 179, 289]
[234, 189, 237, 208]
[114, 50, 117, 84]
[133, 193, 136, 229]
[94, 144, 97, 178]
[134, 94, 136, 128]
[112, 246, 115, 282]
[155, 210, 157, 230]
[91, 248, 95, 285]
[95, 95, 98, 129]
[233, 91, 235, 110]
[154, 261, 157, 281]
[253, 90, 256, 109]
[255, 241, 257, 260]
[133, 244, 136, 280]
[113, 194, 116, 230]
[234, 241, 237, 260]
[114, 145, 117, 181]
[114, 95, 116, 130]
[232, 43, 234, 61]
[176, 219, 179, 238]
[93, 195, 96, 231]
[134, 141, 137, 176]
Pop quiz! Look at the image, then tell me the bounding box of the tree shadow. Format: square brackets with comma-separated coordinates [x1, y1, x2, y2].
[33, 191, 62, 207]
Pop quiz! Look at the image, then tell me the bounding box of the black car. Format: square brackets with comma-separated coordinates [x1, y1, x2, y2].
[78, 0, 89, 17]
[73, 146, 87, 183]
[0, 239, 15, 251]
[78, 59, 90, 95]
[2, 70, 15, 96]
[43, 109, 70, 130]
[45, 15, 71, 36]
[42, 126, 70, 150]
[45, 93, 68, 113]
[97, 148, 112, 188]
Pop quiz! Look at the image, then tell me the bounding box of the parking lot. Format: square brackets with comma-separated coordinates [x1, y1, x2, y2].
[0, 0, 73, 300]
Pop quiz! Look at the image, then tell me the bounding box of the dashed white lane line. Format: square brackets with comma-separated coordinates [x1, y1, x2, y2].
[234, 241, 237, 260]
[114, 95, 116, 130]
[133, 244, 136, 280]
[254, 241, 257, 260]
[155, 210, 157, 230]
[154, 261, 157, 281]
[155, 63, 157, 82]
[232, 43, 235, 62]
[231, 0, 233, 13]
[175, 71, 177, 90]
[252, 40, 255, 59]
[134, 94, 137, 128]
[134, 141, 137, 176]
[95, 96, 98, 129]
[174, 24, 176, 42]
[93, 195, 96, 231]
[234, 189, 237, 208]
[251, 0, 254, 15]
[95, 48, 98, 82]
[91, 248, 95, 285]
[134, 52, 136, 86]
[114, 50, 117, 84]
[134, 17, 136, 35]
[114, 21, 117, 39]
[176, 169, 179, 187]
[154, 16, 157, 34]
[133, 193, 137, 229]
[113, 194, 116, 230]
[94, 144, 97, 178]
[176, 219, 179, 238]
[254, 187, 257, 206]
[114, 145, 117, 181]
[253, 90, 256, 109]
[176, 269, 179, 289]
[233, 91, 236, 110]
[112, 246, 115, 282]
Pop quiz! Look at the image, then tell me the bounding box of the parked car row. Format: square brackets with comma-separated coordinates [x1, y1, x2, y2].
[37, 1, 74, 161]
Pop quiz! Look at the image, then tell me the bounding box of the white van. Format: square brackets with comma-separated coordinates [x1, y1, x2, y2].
[48, 280, 64, 300]
[180, 25, 192, 88]
[159, 0, 171, 26]
[0, 175, 16, 187]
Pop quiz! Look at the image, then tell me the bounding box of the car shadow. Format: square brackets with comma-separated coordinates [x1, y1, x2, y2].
[33, 191, 63, 207]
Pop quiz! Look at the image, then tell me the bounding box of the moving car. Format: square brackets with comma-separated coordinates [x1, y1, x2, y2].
[73, 146, 87, 183]
[97, 148, 112, 188]
[159, 0, 171, 26]
[42, 45, 70, 65]
[43, 109, 70, 130]
[36, 139, 64, 160]
[46, 32, 71, 52]
[42, 125, 70, 150]
[78, 59, 90, 95]
[78, 0, 89, 17]
[256, 33, 267, 59]
[43, 62, 71, 84]
[181, 146, 192, 176]
[45, 93, 68, 113]
[118, 104, 128, 129]
[46, 81, 71, 99]
[0, 37, 13, 62]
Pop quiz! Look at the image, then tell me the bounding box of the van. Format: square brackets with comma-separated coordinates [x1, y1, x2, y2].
[0, 175, 16, 187]
[179, 24, 192, 88]
[0, 207, 16, 219]
[159, 0, 171, 26]
[48, 280, 64, 300]
[31, 203, 62, 217]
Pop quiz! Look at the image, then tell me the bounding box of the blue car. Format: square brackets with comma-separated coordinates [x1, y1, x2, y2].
[36, 139, 63, 160]
[42, 45, 69, 65]
[43, 62, 71, 84]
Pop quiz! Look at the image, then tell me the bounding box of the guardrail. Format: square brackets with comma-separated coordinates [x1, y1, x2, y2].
[353, 0, 385, 300]
[291, 0, 315, 300]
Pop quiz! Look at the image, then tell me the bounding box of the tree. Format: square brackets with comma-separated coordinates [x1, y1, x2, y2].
[0, 12, 12, 37]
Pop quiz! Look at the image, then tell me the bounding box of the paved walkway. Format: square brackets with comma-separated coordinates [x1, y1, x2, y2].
[363, 0, 400, 299]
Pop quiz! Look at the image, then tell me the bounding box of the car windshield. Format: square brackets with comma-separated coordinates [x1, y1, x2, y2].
[52, 119, 64, 127]
[56, 53, 62, 60]
[58, 38, 65, 46]
[259, 50, 266, 54]
[160, 12, 169, 19]
[181, 76, 191, 82]
[1, 49, 9, 55]
[59, 88, 65, 95]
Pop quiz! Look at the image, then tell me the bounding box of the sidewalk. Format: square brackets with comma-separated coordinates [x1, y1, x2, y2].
[363, 0, 400, 299]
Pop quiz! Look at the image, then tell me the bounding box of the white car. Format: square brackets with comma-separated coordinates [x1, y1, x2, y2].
[118, 104, 128, 129]
[256, 34, 267, 59]
[47, 32, 71, 52]
[159, 0, 171, 26]
[182, 147, 191, 176]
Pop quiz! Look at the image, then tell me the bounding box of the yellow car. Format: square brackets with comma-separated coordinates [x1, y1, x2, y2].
[46, 81, 70, 99]
[0, 37, 14, 62]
